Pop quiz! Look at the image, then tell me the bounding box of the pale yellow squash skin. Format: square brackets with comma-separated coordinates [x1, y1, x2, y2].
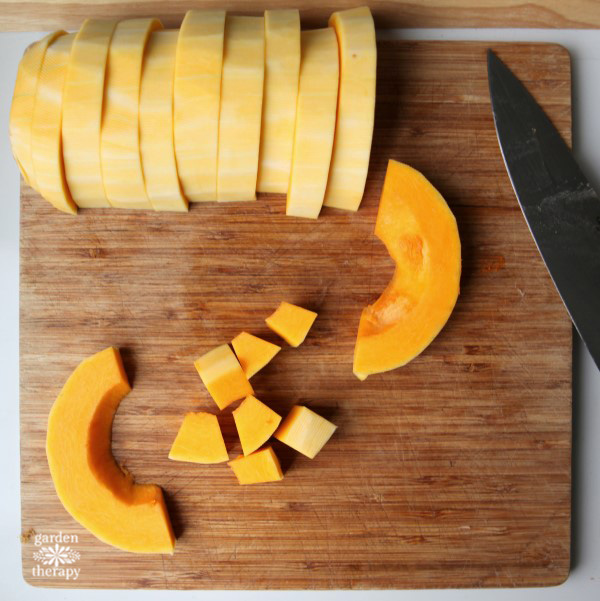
[217, 16, 265, 202]
[9, 30, 65, 189]
[286, 28, 339, 219]
[100, 18, 163, 209]
[174, 10, 225, 202]
[62, 19, 116, 208]
[139, 31, 188, 212]
[256, 9, 301, 194]
[31, 33, 78, 215]
[323, 7, 376, 212]
[46, 347, 175, 553]
[353, 161, 461, 379]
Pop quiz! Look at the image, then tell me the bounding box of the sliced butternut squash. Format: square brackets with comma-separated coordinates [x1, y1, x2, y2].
[169, 412, 228, 464]
[174, 9, 225, 202]
[46, 347, 175, 553]
[231, 331, 281, 378]
[353, 160, 461, 379]
[31, 33, 78, 215]
[100, 18, 163, 209]
[256, 9, 301, 193]
[10, 31, 65, 189]
[194, 344, 254, 410]
[62, 19, 116, 208]
[217, 16, 265, 201]
[232, 395, 282, 456]
[139, 31, 187, 212]
[266, 301, 317, 347]
[274, 405, 337, 459]
[228, 446, 283, 484]
[323, 6, 377, 212]
[286, 28, 339, 219]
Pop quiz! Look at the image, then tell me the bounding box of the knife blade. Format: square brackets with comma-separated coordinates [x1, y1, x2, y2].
[487, 49, 600, 370]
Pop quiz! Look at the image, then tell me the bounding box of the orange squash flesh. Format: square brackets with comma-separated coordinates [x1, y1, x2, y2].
[46, 347, 175, 553]
[232, 395, 282, 456]
[169, 412, 229, 464]
[231, 331, 281, 378]
[265, 301, 317, 347]
[228, 446, 284, 484]
[353, 160, 461, 379]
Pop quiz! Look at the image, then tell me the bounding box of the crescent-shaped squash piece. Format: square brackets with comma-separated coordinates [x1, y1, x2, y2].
[46, 347, 175, 553]
[353, 160, 461, 379]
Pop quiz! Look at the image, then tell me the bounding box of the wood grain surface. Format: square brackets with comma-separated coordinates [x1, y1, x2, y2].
[20, 40, 572, 589]
[2, 0, 600, 31]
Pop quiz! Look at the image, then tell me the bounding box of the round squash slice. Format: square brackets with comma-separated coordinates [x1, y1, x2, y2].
[353, 160, 461, 379]
[46, 347, 175, 553]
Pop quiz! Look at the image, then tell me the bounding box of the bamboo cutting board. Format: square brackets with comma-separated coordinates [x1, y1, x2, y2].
[20, 41, 572, 589]
[1, 1, 600, 31]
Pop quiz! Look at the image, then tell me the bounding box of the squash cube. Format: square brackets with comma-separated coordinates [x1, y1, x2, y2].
[265, 302, 317, 347]
[232, 395, 282, 455]
[274, 406, 336, 459]
[194, 344, 253, 410]
[228, 446, 283, 484]
[168, 412, 228, 464]
[231, 331, 281, 378]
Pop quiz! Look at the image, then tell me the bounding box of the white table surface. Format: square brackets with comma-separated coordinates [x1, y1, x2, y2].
[0, 26, 598, 600]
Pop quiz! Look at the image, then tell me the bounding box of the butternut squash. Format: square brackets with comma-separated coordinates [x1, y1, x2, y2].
[323, 6, 376, 211]
[174, 10, 225, 201]
[9, 31, 65, 190]
[256, 9, 301, 193]
[274, 405, 336, 459]
[62, 19, 116, 208]
[231, 331, 281, 378]
[194, 344, 254, 410]
[30, 33, 78, 215]
[265, 301, 317, 347]
[217, 16, 264, 201]
[46, 347, 175, 553]
[169, 412, 228, 464]
[228, 446, 283, 484]
[100, 18, 163, 209]
[353, 160, 461, 379]
[232, 395, 282, 456]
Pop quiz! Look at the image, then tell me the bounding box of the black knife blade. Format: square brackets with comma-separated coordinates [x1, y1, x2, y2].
[487, 49, 600, 370]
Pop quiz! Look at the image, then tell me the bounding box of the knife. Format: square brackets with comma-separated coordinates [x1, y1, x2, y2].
[487, 50, 600, 371]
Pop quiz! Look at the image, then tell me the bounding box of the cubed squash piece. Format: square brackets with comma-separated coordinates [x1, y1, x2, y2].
[232, 395, 282, 455]
[274, 406, 336, 459]
[194, 344, 254, 410]
[265, 302, 317, 347]
[168, 412, 228, 464]
[231, 331, 281, 378]
[228, 446, 283, 484]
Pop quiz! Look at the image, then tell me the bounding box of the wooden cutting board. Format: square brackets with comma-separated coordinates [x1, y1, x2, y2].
[20, 40, 572, 589]
[1, 1, 599, 31]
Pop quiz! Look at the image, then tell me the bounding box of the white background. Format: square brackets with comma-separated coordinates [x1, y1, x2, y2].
[0, 27, 598, 600]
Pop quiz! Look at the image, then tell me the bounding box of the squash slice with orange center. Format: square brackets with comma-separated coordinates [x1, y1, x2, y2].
[353, 160, 461, 379]
[46, 347, 175, 553]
